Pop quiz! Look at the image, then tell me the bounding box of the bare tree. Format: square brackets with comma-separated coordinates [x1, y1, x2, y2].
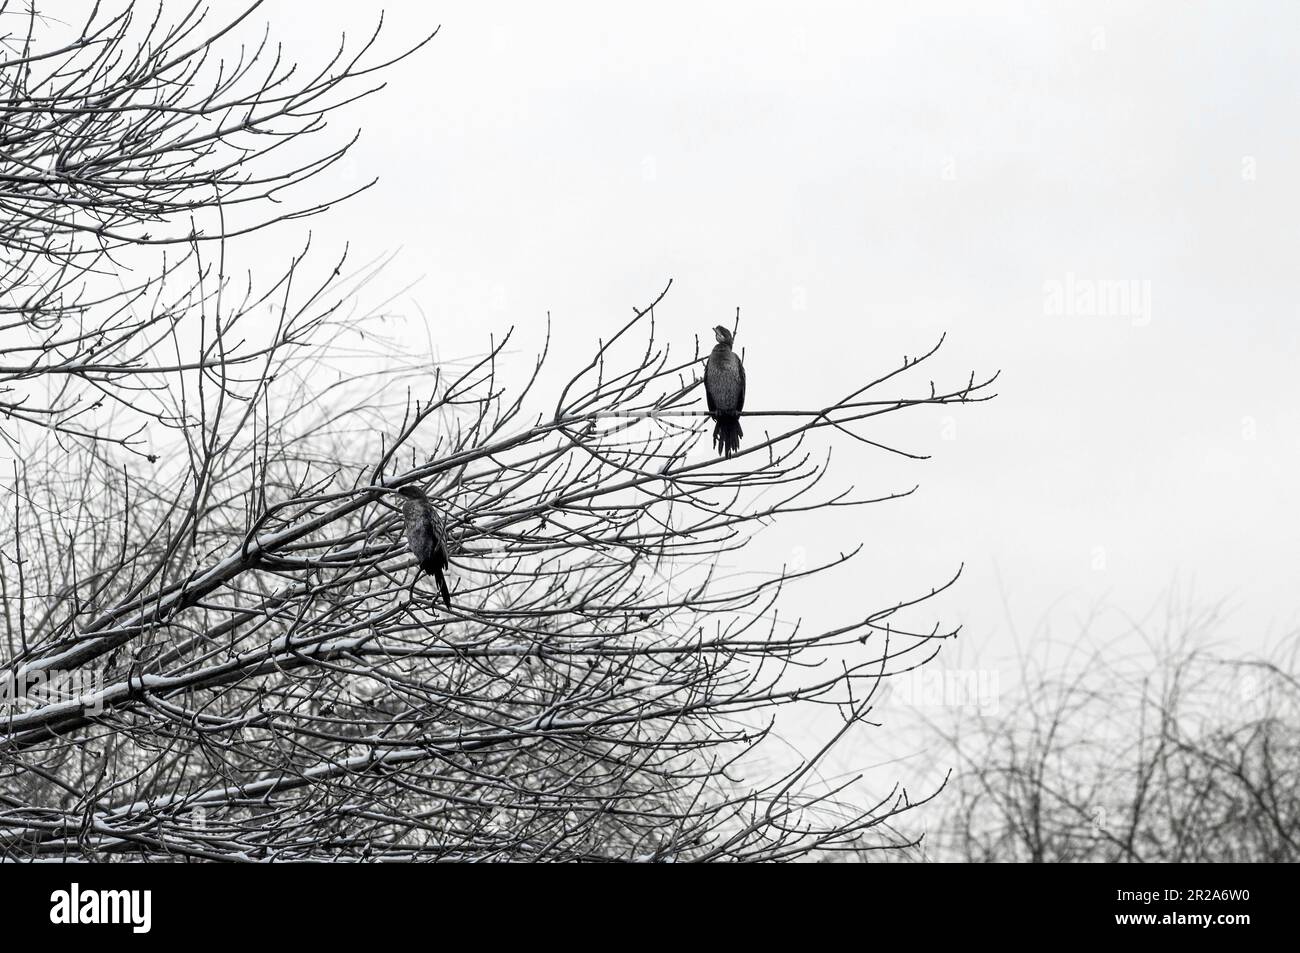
[925, 602, 1300, 863]
[1, 2, 996, 861]
[0, 0, 429, 454]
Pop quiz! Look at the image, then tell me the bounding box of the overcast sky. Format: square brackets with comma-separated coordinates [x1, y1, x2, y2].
[234, 0, 1299, 678]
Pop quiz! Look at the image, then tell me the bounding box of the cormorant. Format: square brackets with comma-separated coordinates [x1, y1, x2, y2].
[393, 485, 451, 606]
[704, 325, 746, 458]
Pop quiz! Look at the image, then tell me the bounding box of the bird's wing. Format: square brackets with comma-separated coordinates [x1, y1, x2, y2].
[407, 515, 435, 559]
[432, 509, 451, 566]
[736, 356, 746, 413]
[704, 358, 717, 414]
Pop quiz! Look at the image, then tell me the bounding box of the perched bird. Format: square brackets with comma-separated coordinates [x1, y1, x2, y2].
[704, 324, 746, 458]
[393, 485, 451, 606]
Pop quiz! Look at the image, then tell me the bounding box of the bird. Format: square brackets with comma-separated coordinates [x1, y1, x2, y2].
[392, 484, 452, 606]
[704, 324, 746, 458]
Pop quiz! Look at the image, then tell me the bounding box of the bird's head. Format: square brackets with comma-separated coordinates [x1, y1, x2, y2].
[393, 485, 427, 501]
[712, 325, 734, 346]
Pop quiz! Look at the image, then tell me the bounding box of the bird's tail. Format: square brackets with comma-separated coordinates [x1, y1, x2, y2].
[712, 414, 743, 458]
[423, 558, 452, 607]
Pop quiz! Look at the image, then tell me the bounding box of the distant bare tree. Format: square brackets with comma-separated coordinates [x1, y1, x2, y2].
[926, 605, 1300, 863]
[1, 2, 995, 861]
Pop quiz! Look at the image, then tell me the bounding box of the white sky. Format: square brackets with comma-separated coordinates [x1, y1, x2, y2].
[244, 0, 1299, 659]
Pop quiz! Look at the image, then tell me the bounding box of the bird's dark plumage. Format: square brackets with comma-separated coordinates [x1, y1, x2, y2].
[704, 325, 745, 458]
[395, 485, 451, 606]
